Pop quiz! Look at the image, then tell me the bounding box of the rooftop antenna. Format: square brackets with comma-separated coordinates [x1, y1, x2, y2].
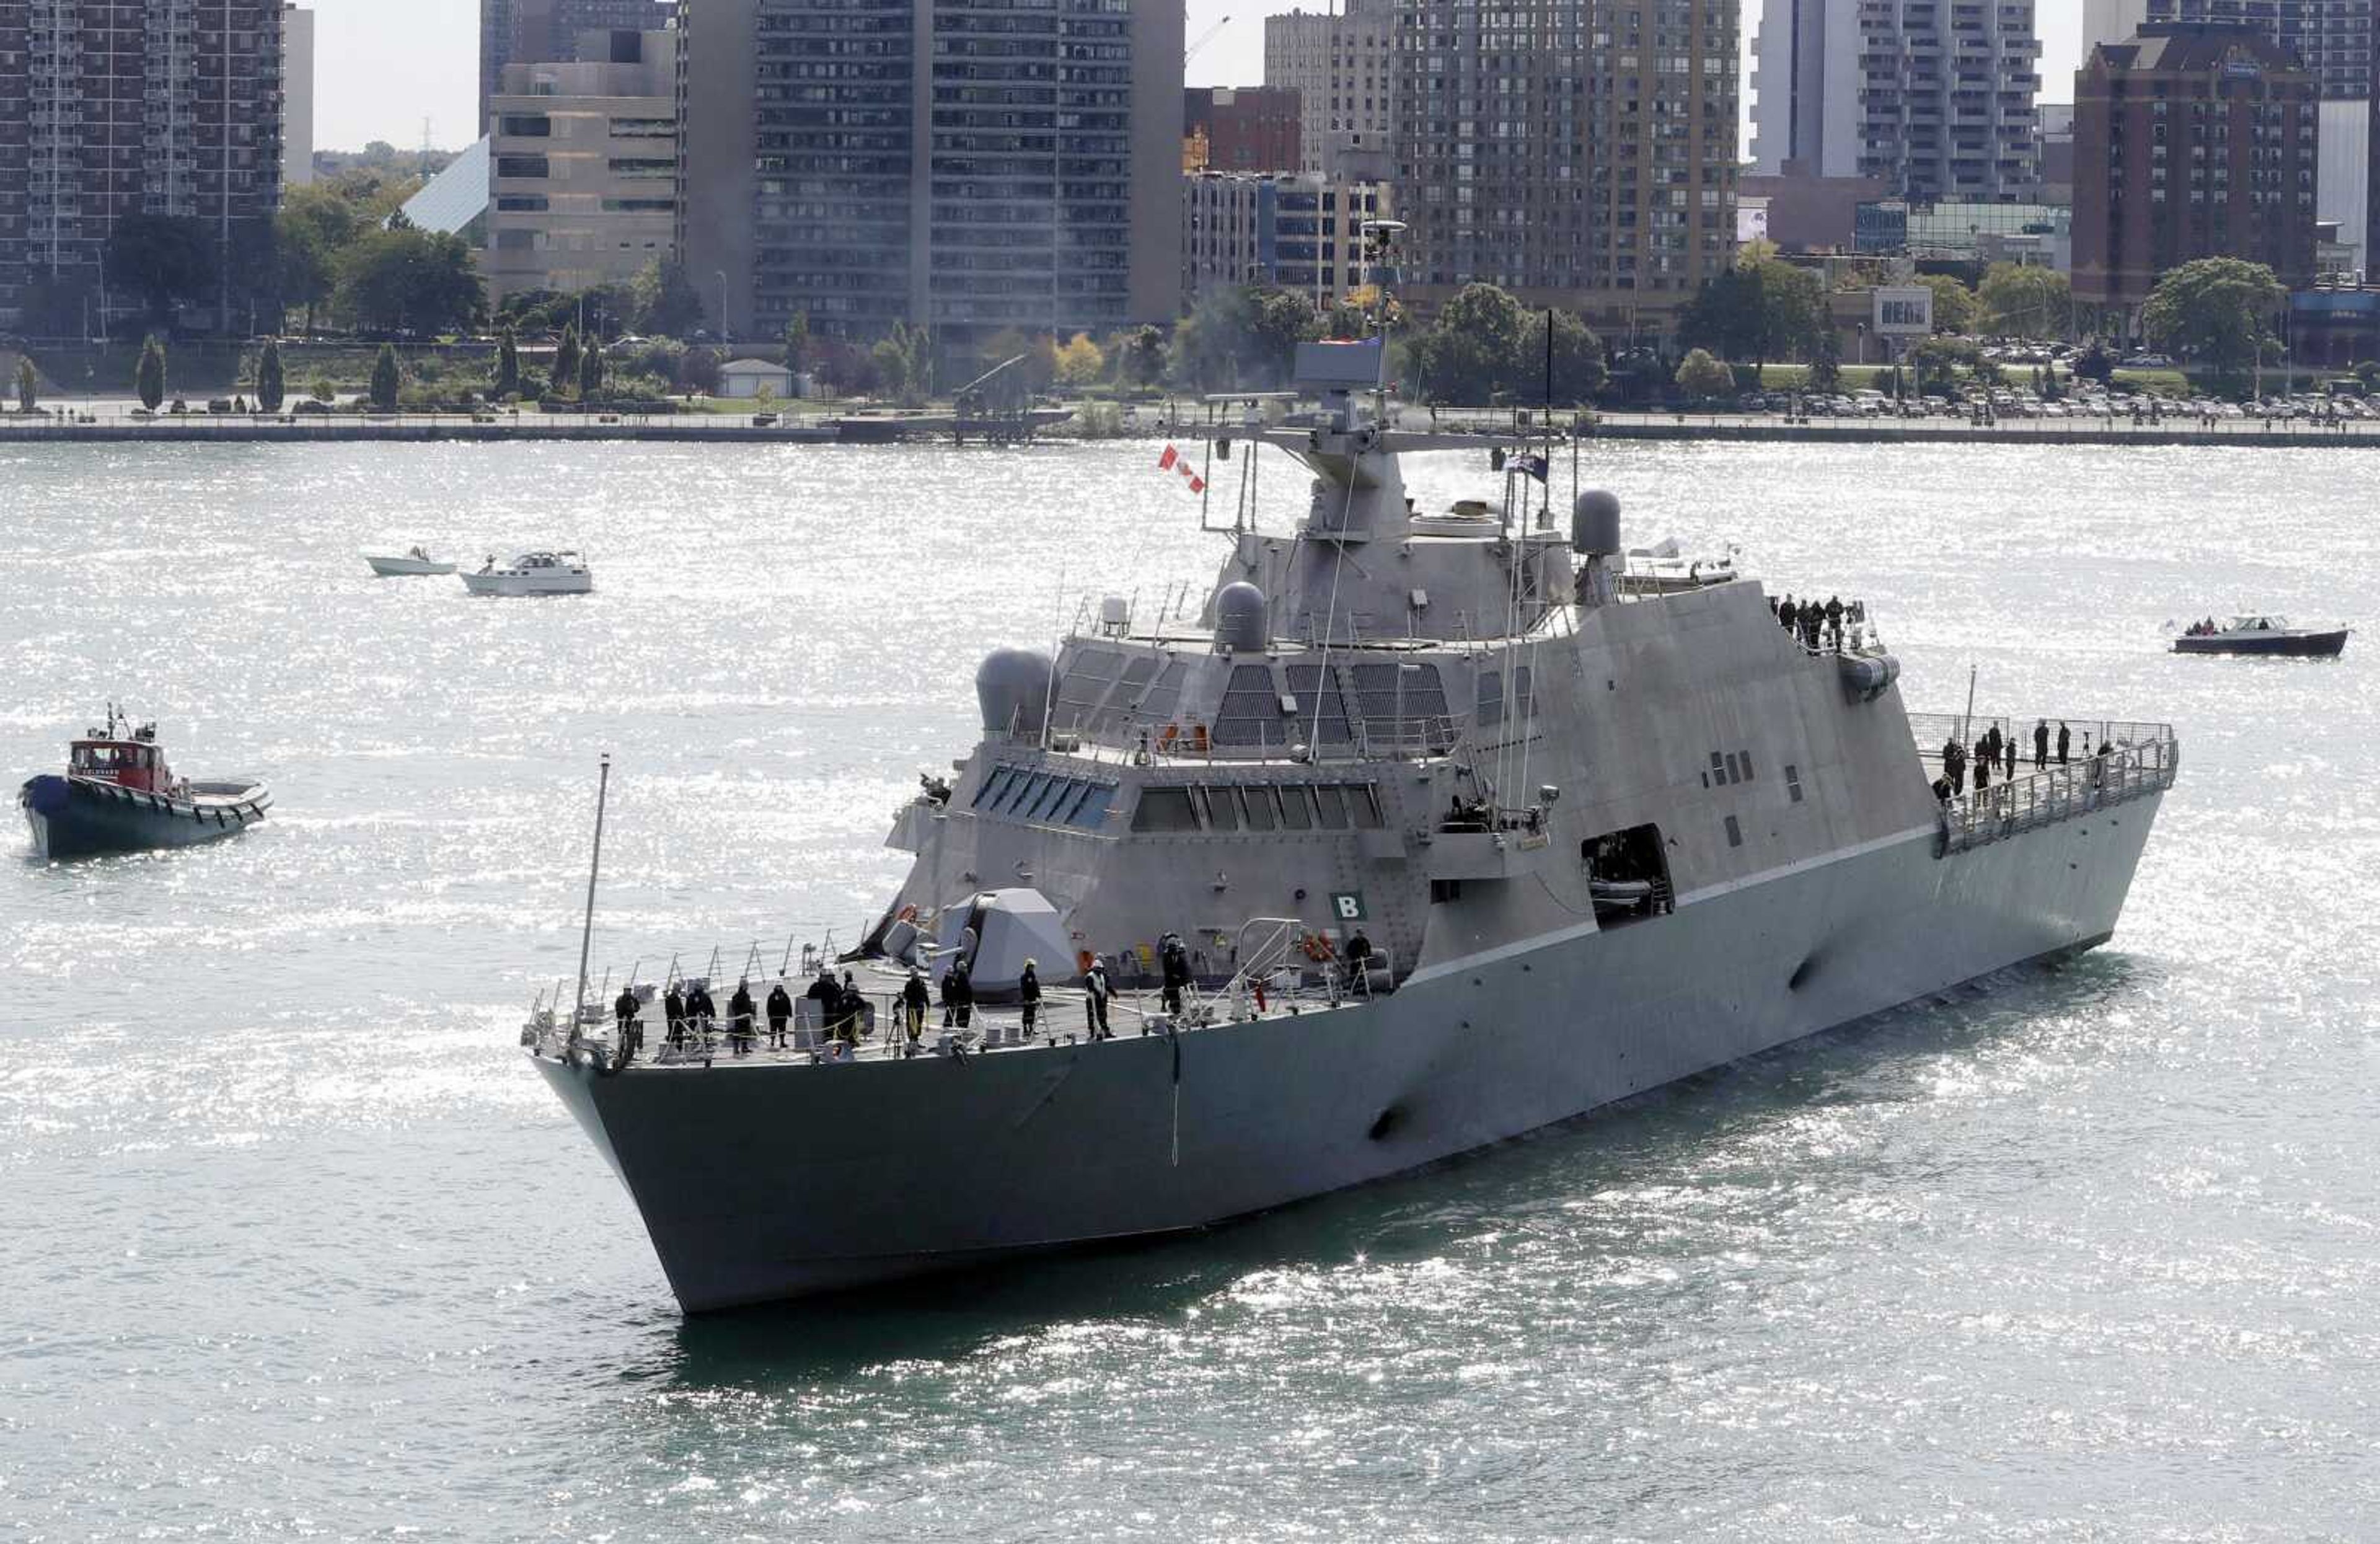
[420, 117, 435, 179]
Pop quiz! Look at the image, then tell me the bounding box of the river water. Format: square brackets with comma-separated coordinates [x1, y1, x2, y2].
[2, 438, 2375, 1540]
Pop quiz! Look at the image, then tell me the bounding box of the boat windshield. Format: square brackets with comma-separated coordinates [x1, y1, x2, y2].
[2226, 615, 2286, 632]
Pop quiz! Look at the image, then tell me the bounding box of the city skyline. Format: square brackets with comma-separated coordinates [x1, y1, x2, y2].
[301, 0, 2093, 156]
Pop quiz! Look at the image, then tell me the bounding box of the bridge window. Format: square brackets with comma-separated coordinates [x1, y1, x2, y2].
[1131, 787, 1199, 832]
[1344, 783, 1385, 827]
[1724, 814, 1743, 847]
[1005, 772, 1052, 815]
[1314, 785, 1351, 828]
[972, 765, 1018, 808]
[1238, 787, 1277, 829]
[1279, 786, 1315, 830]
[1786, 763, 1803, 803]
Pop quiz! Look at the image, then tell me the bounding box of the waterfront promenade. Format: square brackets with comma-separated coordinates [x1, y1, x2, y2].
[9, 400, 2380, 448]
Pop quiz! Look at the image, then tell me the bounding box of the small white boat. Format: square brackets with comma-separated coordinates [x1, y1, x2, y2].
[461, 550, 594, 597]
[1618, 537, 1747, 596]
[364, 545, 458, 577]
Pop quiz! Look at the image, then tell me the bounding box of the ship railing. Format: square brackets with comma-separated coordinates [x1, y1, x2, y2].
[1934, 735, 2179, 855]
[1029, 707, 1470, 770]
[1910, 713, 2177, 761]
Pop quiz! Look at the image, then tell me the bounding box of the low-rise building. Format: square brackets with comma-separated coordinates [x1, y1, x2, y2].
[483, 29, 677, 306]
[2073, 23, 2317, 315]
[1181, 174, 1393, 310]
[717, 358, 795, 399]
[1183, 87, 1303, 174]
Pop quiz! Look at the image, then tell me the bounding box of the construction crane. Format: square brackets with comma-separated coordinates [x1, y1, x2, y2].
[1186, 14, 1230, 64]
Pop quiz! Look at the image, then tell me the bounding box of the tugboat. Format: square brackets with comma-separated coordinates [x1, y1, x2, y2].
[523, 331, 2182, 1313]
[460, 550, 593, 597]
[18, 707, 270, 860]
[2171, 614, 2350, 658]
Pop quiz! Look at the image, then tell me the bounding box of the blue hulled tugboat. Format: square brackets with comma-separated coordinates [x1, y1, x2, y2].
[18, 707, 271, 860]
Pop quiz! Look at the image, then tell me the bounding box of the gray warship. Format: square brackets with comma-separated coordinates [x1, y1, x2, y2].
[527, 342, 2179, 1313]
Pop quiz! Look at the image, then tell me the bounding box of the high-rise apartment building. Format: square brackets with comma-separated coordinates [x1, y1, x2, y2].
[2073, 23, 2316, 312]
[480, 0, 674, 131]
[1751, 0, 2042, 201]
[679, 0, 1181, 348]
[1181, 172, 1393, 306]
[284, 4, 315, 188]
[1396, 0, 1737, 327]
[485, 30, 678, 306]
[2, 1, 286, 333]
[2083, 0, 2369, 99]
[1264, 1, 1396, 175]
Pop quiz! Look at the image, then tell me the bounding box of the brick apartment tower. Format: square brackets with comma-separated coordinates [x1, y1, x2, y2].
[1, 1, 286, 335]
[1396, 0, 1738, 332]
[2072, 22, 2317, 317]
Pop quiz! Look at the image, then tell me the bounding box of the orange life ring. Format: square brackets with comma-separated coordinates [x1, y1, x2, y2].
[896, 904, 919, 924]
[1302, 932, 1336, 962]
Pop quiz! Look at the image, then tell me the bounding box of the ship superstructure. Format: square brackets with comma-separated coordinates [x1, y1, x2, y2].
[527, 343, 2179, 1312]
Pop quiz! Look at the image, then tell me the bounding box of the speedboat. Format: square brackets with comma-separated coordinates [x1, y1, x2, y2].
[1617, 537, 1747, 597]
[364, 545, 457, 577]
[18, 707, 270, 860]
[460, 550, 593, 597]
[2171, 614, 2350, 658]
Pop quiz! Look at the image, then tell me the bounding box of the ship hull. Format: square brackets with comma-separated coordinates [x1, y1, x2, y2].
[2171, 629, 2347, 658]
[19, 774, 270, 859]
[537, 793, 2164, 1312]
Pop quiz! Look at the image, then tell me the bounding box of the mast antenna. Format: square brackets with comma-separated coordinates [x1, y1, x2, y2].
[572, 754, 614, 1032]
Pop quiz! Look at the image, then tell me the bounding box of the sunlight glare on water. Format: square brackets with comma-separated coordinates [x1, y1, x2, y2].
[2, 439, 2376, 1539]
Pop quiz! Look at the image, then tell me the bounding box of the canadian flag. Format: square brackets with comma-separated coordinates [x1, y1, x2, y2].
[1158, 444, 1204, 494]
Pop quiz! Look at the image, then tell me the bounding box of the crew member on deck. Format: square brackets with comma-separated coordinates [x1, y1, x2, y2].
[1160, 933, 1192, 1016]
[2057, 721, 2071, 765]
[1942, 736, 1967, 795]
[686, 980, 716, 1044]
[1972, 736, 1991, 792]
[766, 980, 793, 1049]
[806, 966, 839, 1034]
[663, 982, 686, 1049]
[1345, 930, 1374, 996]
[2034, 719, 2050, 770]
[1018, 959, 1042, 1038]
[835, 972, 866, 1044]
[727, 980, 756, 1056]
[614, 986, 641, 1063]
[900, 969, 930, 1043]
[1083, 955, 1113, 1039]
[941, 959, 973, 1028]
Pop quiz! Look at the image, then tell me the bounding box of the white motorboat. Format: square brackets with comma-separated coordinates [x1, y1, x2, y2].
[364, 545, 458, 577]
[459, 550, 593, 597]
[1617, 537, 1747, 596]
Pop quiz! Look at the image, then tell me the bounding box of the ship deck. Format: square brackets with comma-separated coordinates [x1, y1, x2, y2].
[528, 957, 1379, 1072]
